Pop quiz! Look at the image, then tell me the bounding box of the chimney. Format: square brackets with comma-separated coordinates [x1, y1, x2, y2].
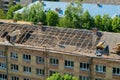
[92, 28, 98, 35]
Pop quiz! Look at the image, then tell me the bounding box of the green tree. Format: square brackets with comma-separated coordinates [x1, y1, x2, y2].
[102, 14, 112, 32]
[0, 9, 6, 19]
[58, 17, 73, 28]
[94, 15, 102, 30]
[21, 2, 46, 24]
[112, 17, 120, 32]
[81, 10, 94, 29]
[7, 4, 22, 19]
[13, 13, 22, 20]
[47, 73, 77, 80]
[46, 11, 59, 26]
[59, 0, 83, 28]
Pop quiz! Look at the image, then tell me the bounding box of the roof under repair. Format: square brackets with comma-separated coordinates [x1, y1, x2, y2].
[0, 22, 120, 59]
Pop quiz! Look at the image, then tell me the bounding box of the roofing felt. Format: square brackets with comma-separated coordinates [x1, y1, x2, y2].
[0, 22, 120, 60]
[15, 1, 120, 17]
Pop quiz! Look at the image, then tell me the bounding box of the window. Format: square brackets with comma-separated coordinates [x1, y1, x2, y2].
[32, 0, 37, 2]
[36, 68, 44, 76]
[64, 60, 74, 68]
[0, 50, 5, 57]
[23, 66, 31, 73]
[11, 64, 18, 71]
[50, 58, 59, 65]
[79, 76, 89, 80]
[24, 78, 31, 80]
[15, 0, 20, 2]
[0, 62, 6, 69]
[0, 74, 7, 80]
[80, 62, 89, 70]
[113, 67, 120, 75]
[36, 56, 44, 63]
[96, 65, 106, 73]
[23, 54, 31, 61]
[11, 52, 18, 59]
[95, 78, 103, 80]
[11, 76, 19, 80]
[49, 70, 57, 76]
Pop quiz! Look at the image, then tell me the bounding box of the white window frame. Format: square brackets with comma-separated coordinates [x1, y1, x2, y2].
[79, 75, 89, 80]
[11, 52, 18, 59]
[64, 60, 74, 68]
[0, 74, 7, 80]
[0, 50, 5, 57]
[50, 58, 59, 65]
[80, 62, 89, 70]
[36, 56, 44, 64]
[0, 62, 6, 69]
[113, 67, 120, 75]
[96, 65, 106, 73]
[36, 68, 44, 76]
[23, 66, 31, 74]
[11, 76, 19, 80]
[11, 64, 18, 71]
[23, 54, 31, 61]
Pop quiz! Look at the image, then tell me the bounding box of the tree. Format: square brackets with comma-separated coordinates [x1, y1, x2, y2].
[112, 17, 120, 32]
[0, 9, 6, 19]
[94, 15, 102, 30]
[21, 2, 46, 24]
[81, 10, 94, 29]
[46, 11, 59, 26]
[59, 0, 83, 28]
[7, 4, 22, 19]
[13, 13, 22, 20]
[102, 14, 112, 32]
[47, 73, 77, 80]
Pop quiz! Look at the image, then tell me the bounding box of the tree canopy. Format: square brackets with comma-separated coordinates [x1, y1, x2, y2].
[7, 4, 22, 19]
[47, 73, 77, 80]
[0, 9, 6, 19]
[46, 10, 59, 26]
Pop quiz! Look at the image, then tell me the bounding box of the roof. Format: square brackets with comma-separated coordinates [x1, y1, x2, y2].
[15, 1, 120, 17]
[0, 22, 120, 60]
[61, 0, 120, 5]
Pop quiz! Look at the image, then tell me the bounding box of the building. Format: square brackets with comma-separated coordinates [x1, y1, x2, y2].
[15, 1, 120, 18]
[0, 21, 120, 80]
[60, 0, 120, 5]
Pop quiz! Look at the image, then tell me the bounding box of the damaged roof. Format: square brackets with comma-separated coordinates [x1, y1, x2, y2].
[0, 22, 120, 59]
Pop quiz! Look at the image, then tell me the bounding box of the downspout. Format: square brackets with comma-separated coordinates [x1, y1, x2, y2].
[89, 57, 93, 80]
[5, 45, 9, 80]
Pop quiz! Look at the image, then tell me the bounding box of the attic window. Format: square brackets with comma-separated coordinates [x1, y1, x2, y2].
[55, 8, 61, 13]
[97, 3, 102, 7]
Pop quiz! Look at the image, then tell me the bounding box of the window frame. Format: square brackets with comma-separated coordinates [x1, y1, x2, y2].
[0, 74, 7, 80]
[23, 54, 31, 61]
[11, 64, 18, 71]
[0, 62, 6, 69]
[50, 58, 59, 65]
[36, 68, 44, 76]
[36, 56, 44, 64]
[10, 52, 18, 59]
[11, 76, 19, 80]
[96, 65, 106, 73]
[23, 66, 31, 74]
[80, 62, 89, 70]
[79, 75, 89, 80]
[0, 50, 5, 57]
[113, 67, 120, 75]
[64, 60, 74, 68]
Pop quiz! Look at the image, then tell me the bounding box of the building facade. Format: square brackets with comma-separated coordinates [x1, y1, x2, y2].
[0, 22, 120, 80]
